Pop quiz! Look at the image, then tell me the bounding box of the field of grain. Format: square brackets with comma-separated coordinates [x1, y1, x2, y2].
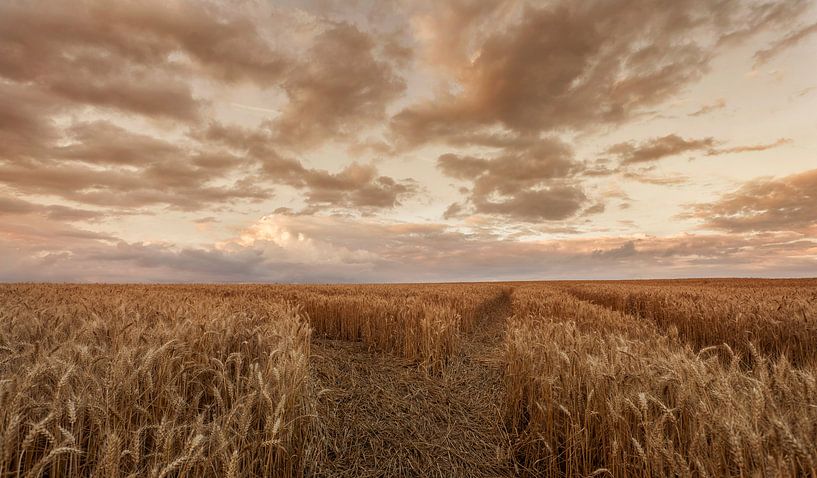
[1, 279, 816, 477]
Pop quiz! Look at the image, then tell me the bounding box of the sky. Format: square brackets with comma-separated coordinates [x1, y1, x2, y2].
[0, 0, 816, 283]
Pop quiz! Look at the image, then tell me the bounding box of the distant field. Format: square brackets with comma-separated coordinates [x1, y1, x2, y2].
[2, 280, 816, 477]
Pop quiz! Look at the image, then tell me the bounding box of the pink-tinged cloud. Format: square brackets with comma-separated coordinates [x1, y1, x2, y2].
[2, 213, 815, 283]
[685, 169, 817, 233]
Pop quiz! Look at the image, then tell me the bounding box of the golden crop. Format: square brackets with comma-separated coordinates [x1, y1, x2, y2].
[1, 280, 815, 477]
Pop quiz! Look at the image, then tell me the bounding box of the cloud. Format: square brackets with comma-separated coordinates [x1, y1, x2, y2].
[298, 163, 418, 211]
[437, 141, 576, 182]
[410, 0, 518, 74]
[470, 186, 588, 221]
[0, 206, 118, 275]
[0, 196, 37, 215]
[56, 121, 185, 166]
[606, 135, 716, 164]
[688, 98, 727, 117]
[706, 138, 792, 155]
[0, 196, 106, 227]
[47, 74, 201, 122]
[0, 1, 225, 121]
[200, 122, 418, 212]
[0, 0, 288, 87]
[592, 240, 637, 259]
[3, 213, 816, 282]
[436, 139, 588, 221]
[685, 168, 817, 233]
[795, 86, 817, 98]
[582, 202, 606, 216]
[754, 20, 817, 66]
[0, 0, 298, 212]
[271, 24, 406, 149]
[0, 116, 414, 214]
[0, 195, 103, 222]
[0, 117, 271, 211]
[0, 83, 59, 160]
[0, 158, 269, 211]
[391, 0, 807, 149]
[621, 172, 689, 185]
[716, 1, 812, 46]
[442, 202, 465, 220]
[0, 0, 815, 283]
[606, 135, 791, 165]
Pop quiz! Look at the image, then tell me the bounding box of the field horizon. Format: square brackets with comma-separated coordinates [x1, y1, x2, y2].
[5, 277, 817, 286]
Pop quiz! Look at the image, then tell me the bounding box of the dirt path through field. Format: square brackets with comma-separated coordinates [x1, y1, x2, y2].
[309, 291, 515, 477]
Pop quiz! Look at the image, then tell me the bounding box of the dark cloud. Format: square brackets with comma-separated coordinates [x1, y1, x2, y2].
[86, 242, 268, 280]
[0, 83, 59, 160]
[0, 195, 102, 222]
[47, 74, 201, 122]
[442, 202, 465, 220]
[0, 1, 213, 121]
[592, 241, 637, 259]
[299, 163, 418, 210]
[391, 0, 807, 148]
[471, 186, 588, 221]
[685, 168, 817, 233]
[200, 122, 418, 211]
[272, 24, 405, 149]
[0, 0, 296, 212]
[0, 117, 269, 210]
[437, 139, 587, 221]
[389, 0, 815, 231]
[0, 3, 415, 216]
[437, 141, 575, 182]
[56, 121, 184, 166]
[0, 157, 269, 211]
[0, 0, 288, 86]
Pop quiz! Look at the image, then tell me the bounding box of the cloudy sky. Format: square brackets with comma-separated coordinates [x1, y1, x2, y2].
[1, 0, 816, 282]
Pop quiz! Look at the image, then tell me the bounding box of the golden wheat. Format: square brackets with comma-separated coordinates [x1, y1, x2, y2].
[505, 286, 817, 477]
[0, 286, 316, 477]
[560, 281, 817, 365]
[1, 280, 815, 477]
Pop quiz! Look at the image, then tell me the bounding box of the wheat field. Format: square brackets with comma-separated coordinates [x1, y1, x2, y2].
[1, 280, 815, 477]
